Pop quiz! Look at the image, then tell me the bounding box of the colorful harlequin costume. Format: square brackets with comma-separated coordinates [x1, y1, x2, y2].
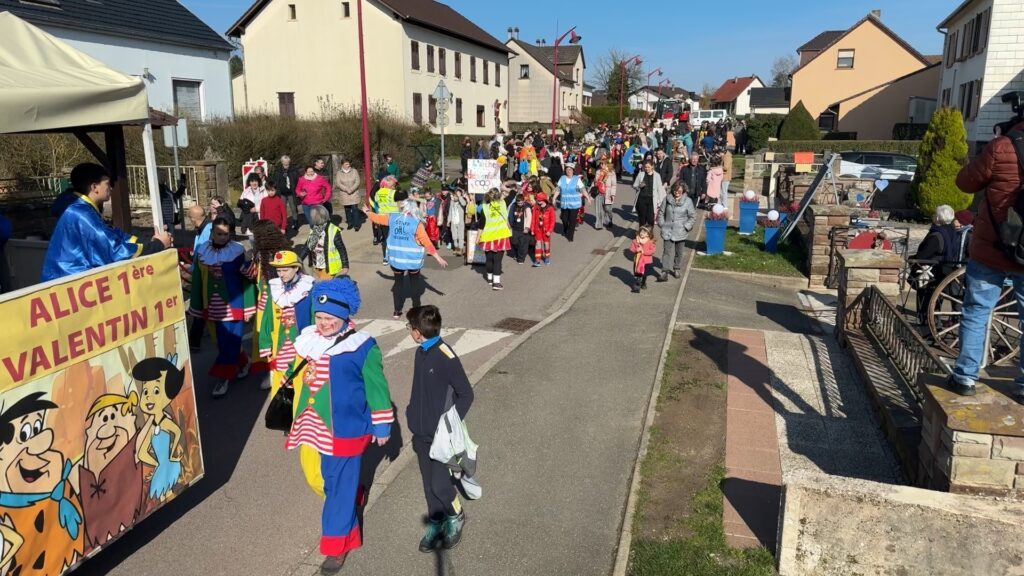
[259, 251, 315, 397]
[188, 240, 256, 380]
[286, 278, 394, 561]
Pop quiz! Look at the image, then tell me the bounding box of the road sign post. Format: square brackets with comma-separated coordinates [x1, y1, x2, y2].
[433, 79, 451, 184]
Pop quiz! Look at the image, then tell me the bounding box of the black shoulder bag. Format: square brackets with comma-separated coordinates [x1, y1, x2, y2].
[265, 330, 354, 432]
[987, 130, 1024, 266]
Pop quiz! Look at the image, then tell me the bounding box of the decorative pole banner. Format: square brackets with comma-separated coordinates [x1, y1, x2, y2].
[467, 159, 501, 196]
[0, 250, 203, 575]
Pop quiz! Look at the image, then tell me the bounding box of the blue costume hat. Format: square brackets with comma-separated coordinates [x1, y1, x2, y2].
[311, 277, 361, 321]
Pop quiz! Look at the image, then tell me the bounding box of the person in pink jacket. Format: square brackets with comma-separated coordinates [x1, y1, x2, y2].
[629, 225, 657, 293]
[704, 155, 724, 207]
[295, 164, 332, 226]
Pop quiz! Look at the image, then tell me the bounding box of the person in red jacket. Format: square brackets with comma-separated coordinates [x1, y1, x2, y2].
[531, 192, 556, 266]
[948, 114, 1024, 403]
[629, 225, 657, 293]
[260, 181, 288, 234]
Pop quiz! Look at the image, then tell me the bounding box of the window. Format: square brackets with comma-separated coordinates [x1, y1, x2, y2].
[945, 30, 958, 68]
[960, 20, 974, 60]
[972, 78, 983, 120]
[288, 3, 296, 19]
[836, 49, 854, 69]
[439, 48, 446, 76]
[958, 82, 967, 115]
[941, 88, 952, 107]
[173, 79, 202, 119]
[455, 98, 463, 124]
[411, 41, 420, 70]
[476, 105, 485, 127]
[428, 95, 437, 125]
[341, 1, 350, 17]
[817, 112, 836, 131]
[278, 92, 295, 119]
[470, 56, 476, 82]
[427, 45, 435, 73]
[455, 52, 462, 79]
[413, 93, 422, 124]
[974, 9, 991, 55]
[519, 64, 530, 79]
[495, 63, 501, 87]
[483, 60, 489, 84]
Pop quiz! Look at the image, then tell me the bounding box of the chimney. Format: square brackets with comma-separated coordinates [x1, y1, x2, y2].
[507, 27, 514, 41]
[870, 9, 881, 19]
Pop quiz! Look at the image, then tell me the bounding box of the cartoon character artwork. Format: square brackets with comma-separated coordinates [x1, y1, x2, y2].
[0, 392, 84, 576]
[0, 515, 23, 576]
[132, 357, 184, 503]
[79, 392, 143, 553]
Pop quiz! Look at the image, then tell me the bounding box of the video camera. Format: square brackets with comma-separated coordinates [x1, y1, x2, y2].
[994, 90, 1024, 136]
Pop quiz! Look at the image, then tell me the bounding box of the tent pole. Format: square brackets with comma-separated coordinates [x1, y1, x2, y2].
[142, 122, 164, 231]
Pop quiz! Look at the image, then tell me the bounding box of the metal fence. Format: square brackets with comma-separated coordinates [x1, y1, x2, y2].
[126, 165, 199, 208]
[0, 176, 65, 206]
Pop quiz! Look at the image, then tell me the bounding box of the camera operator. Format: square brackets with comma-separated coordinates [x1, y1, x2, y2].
[948, 91, 1024, 403]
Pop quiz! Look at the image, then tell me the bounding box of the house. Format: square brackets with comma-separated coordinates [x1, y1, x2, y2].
[937, 0, 1024, 154]
[0, 0, 233, 120]
[505, 33, 585, 125]
[228, 0, 512, 135]
[749, 87, 791, 116]
[583, 83, 595, 107]
[628, 86, 668, 113]
[710, 76, 764, 116]
[789, 11, 939, 139]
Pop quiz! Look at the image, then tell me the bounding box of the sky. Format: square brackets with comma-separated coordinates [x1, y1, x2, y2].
[183, 0, 962, 92]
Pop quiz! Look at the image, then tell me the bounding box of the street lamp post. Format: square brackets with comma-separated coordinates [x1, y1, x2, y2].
[644, 68, 663, 121]
[356, 0, 372, 189]
[550, 26, 582, 141]
[619, 55, 641, 124]
[434, 79, 451, 183]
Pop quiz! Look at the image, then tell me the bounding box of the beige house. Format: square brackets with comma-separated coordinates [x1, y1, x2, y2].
[789, 11, 939, 139]
[505, 35, 585, 125]
[227, 0, 512, 136]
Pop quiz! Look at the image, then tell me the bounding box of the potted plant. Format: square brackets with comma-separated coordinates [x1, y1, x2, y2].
[739, 190, 759, 235]
[705, 204, 729, 255]
[763, 210, 786, 253]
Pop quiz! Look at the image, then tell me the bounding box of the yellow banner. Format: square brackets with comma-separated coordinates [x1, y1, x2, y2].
[0, 252, 204, 575]
[0, 250, 182, 392]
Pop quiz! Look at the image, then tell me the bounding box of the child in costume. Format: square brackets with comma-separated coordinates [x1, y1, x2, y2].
[508, 192, 532, 264]
[423, 189, 441, 248]
[250, 220, 293, 385]
[531, 192, 556, 266]
[259, 250, 314, 398]
[286, 278, 394, 575]
[478, 188, 513, 290]
[405, 305, 473, 553]
[630, 226, 657, 293]
[189, 218, 255, 398]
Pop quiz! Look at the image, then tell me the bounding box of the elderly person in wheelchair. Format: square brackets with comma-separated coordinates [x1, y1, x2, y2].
[910, 205, 974, 322]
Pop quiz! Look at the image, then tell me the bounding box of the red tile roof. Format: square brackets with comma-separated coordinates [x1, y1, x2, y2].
[711, 76, 759, 103]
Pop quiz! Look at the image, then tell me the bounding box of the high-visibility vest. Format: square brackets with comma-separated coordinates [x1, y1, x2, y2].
[479, 201, 512, 242]
[375, 187, 397, 214]
[559, 176, 582, 209]
[386, 213, 425, 270]
[326, 224, 344, 274]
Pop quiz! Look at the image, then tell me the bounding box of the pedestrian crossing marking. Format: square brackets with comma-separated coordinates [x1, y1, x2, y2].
[451, 329, 512, 358]
[385, 327, 464, 358]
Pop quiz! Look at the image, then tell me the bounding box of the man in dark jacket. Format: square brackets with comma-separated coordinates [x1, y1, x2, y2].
[676, 152, 707, 203]
[656, 149, 674, 193]
[405, 305, 473, 552]
[949, 118, 1024, 402]
[274, 155, 300, 230]
[912, 205, 957, 323]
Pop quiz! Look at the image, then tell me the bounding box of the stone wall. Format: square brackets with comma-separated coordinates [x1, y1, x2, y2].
[835, 249, 902, 329]
[797, 204, 858, 288]
[189, 160, 229, 206]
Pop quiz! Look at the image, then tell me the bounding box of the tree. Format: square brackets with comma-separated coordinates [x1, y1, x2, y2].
[779, 101, 820, 140]
[912, 107, 970, 215]
[230, 55, 243, 77]
[745, 114, 786, 150]
[593, 49, 644, 106]
[699, 83, 714, 109]
[770, 55, 797, 88]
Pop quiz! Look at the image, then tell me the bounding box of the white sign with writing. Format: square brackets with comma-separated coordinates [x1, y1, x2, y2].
[467, 159, 500, 196]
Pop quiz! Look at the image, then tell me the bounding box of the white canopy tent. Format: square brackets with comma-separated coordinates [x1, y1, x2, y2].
[0, 11, 166, 229]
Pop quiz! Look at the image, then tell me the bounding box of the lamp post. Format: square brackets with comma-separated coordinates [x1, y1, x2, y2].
[644, 68, 663, 121]
[356, 0, 372, 189]
[551, 26, 582, 141]
[434, 79, 451, 183]
[619, 55, 642, 124]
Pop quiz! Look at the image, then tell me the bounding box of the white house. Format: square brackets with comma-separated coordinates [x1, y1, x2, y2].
[628, 86, 664, 113]
[937, 0, 1024, 154]
[229, 0, 512, 136]
[506, 34, 585, 125]
[0, 0, 234, 120]
[710, 76, 765, 116]
[749, 87, 791, 116]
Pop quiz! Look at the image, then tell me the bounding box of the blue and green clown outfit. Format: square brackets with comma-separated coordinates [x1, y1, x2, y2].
[287, 278, 394, 558]
[188, 241, 256, 380]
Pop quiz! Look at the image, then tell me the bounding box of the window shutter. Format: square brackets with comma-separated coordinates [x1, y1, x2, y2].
[979, 9, 990, 53]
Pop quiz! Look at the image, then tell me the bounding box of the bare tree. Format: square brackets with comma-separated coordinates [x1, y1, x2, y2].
[699, 83, 715, 109]
[770, 55, 797, 87]
[593, 49, 645, 106]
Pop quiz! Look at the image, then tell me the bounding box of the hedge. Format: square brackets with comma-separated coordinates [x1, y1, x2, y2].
[779, 101, 820, 140]
[582, 105, 645, 125]
[766, 140, 921, 155]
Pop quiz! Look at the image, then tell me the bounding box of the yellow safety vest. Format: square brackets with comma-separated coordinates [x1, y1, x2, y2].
[326, 225, 344, 274]
[479, 201, 512, 242]
[375, 187, 397, 214]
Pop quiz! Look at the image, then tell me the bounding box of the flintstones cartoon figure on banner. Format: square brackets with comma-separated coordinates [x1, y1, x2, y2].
[79, 392, 143, 553]
[0, 392, 84, 575]
[132, 357, 185, 503]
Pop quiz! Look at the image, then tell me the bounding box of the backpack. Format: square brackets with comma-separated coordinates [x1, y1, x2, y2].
[988, 130, 1024, 265]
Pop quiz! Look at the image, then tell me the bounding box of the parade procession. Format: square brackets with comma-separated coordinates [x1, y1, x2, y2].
[3, 0, 1024, 575]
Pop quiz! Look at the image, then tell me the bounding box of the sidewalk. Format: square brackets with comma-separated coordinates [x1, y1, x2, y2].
[292, 228, 690, 575]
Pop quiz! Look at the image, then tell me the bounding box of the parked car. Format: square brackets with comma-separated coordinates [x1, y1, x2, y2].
[690, 109, 729, 125]
[840, 151, 917, 172]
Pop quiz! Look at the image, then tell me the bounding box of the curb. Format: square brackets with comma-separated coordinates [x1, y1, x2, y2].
[610, 215, 703, 576]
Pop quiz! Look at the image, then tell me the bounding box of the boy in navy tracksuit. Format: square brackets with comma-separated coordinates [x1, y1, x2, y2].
[405, 305, 474, 552]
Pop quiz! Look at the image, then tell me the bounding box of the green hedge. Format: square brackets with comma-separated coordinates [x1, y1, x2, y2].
[582, 105, 644, 125]
[766, 140, 921, 155]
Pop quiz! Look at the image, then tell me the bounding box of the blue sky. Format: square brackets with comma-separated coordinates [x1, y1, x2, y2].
[183, 0, 961, 92]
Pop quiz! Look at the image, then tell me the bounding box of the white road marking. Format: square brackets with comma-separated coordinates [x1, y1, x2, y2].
[358, 319, 408, 338]
[450, 329, 512, 357]
[385, 327, 464, 358]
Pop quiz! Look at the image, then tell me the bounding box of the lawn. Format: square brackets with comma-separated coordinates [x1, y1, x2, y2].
[693, 226, 805, 278]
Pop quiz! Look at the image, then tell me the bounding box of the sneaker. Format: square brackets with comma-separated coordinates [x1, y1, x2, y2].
[947, 376, 976, 397]
[319, 553, 347, 575]
[382, 258, 389, 266]
[259, 377, 271, 391]
[631, 283, 641, 294]
[543, 258, 550, 265]
[656, 272, 668, 283]
[442, 511, 466, 550]
[492, 283, 504, 291]
[532, 260, 541, 268]
[418, 520, 443, 553]
[212, 380, 230, 399]
[392, 310, 403, 320]
[237, 360, 251, 379]
[670, 269, 681, 279]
